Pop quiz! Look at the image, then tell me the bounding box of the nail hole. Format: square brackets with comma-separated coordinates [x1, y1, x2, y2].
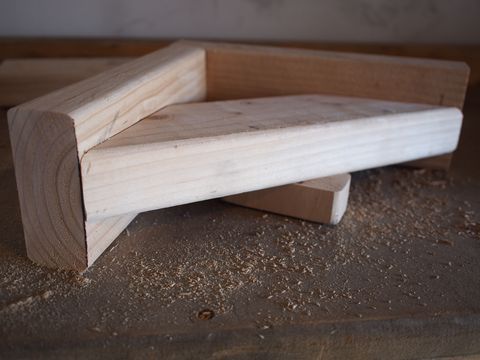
[197, 309, 215, 320]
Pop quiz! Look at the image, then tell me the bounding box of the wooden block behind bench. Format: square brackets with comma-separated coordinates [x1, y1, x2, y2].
[224, 174, 351, 225]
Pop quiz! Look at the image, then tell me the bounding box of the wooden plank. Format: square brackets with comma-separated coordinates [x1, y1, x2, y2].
[0, 58, 347, 228]
[0, 38, 478, 88]
[1, 42, 470, 171]
[5, 40, 468, 270]
[224, 174, 351, 224]
[199, 41, 469, 107]
[0, 57, 132, 106]
[7, 42, 207, 270]
[0, 58, 352, 226]
[2, 97, 480, 359]
[81, 94, 462, 221]
[193, 41, 469, 170]
[0, 51, 468, 230]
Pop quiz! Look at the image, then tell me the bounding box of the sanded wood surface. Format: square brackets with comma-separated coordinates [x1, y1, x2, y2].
[199, 41, 469, 107]
[5, 40, 469, 271]
[0, 41, 470, 170]
[0, 38, 478, 87]
[82, 94, 462, 221]
[198, 41, 470, 170]
[0, 58, 351, 232]
[7, 42, 206, 270]
[224, 174, 351, 225]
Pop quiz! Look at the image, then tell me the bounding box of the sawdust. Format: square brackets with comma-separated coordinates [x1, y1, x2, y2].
[0, 167, 479, 335]
[97, 167, 479, 321]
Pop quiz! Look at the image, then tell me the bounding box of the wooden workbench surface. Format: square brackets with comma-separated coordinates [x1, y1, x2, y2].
[0, 89, 479, 359]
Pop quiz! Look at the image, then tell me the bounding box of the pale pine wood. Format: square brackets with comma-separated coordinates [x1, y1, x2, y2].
[190, 41, 469, 170]
[1, 48, 468, 230]
[85, 214, 137, 266]
[0, 58, 353, 230]
[224, 174, 351, 225]
[198, 41, 469, 106]
[2, 43, 469, 169]
[7, 41, 469, 270]
[8, 42, 207, 270]
[8, 109, 87, 269]
[0, 57, 132, 106]
[81, 94, 462, 221]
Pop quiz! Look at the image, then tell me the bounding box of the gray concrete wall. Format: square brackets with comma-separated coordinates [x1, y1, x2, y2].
[0, 0, 479, 44]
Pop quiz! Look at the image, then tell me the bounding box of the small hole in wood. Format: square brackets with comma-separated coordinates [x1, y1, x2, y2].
[197, 309, 215, 320]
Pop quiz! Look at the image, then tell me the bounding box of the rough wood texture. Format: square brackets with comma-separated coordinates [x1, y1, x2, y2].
[85, 214, 137, 266]
[200, 41, 469, 107]
[196, 41, 469, 170]
[1, 95, 480, 358]
[0, 38, 478, 88]
[0, 58, 349, 231]
[8, 109, 86, 269]
[224, 174, 351, 225]
[81, 94, 462, 221]
[0, 47, 469, 229]
[6, 40, 469, 270]
[7, 43, 206, 270]
[1, 41, 470, 170]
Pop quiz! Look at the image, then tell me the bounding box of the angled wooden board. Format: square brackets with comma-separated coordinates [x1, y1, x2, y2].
[6, 40, 468, 270]
[81, 94, 462, 221]
[196, 41, 469, 170]
[8, 42, 207, 270]
[2, 42, 470, 170]
[0, 57, 352, 227]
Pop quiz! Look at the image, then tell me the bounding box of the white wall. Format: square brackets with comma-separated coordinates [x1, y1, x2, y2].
[0, 0, 479, 44]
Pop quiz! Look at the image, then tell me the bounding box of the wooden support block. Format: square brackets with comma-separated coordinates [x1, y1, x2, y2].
[81, 94, 462, 221]
[8, 42, 206, 270]
[7, 41, 468, 270]
[224, 174, 351, 225]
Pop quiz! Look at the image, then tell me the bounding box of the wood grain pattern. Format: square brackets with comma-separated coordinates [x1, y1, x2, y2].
[0, 38, 478, 89]
[8, 42, 207, 270]
[6, 40, 469, 270]
[2, 89, 480, 360]
[0, 57, 350, 231]
[81, 94, 462, 221]
[199, 41, 469, 107]
[85, 213, 137, 266]
[224, 174, 351, 224]
[0, 58, 353, 228]
[2, 41, 470, 170]
[8, 108, 87, 269]
[195, 41, 469, 170]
